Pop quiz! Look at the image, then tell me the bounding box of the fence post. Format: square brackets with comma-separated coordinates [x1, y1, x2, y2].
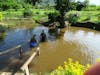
[19, 46, 23, 59]
[36, 47, 40, 56]
[25, 66, 29, 75]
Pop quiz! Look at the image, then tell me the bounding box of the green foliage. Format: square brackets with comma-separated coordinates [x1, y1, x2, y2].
[76, 1, 86, 11]
[55, 0, 72, 12]
[50, 58, 90, 75]
[12, 3, 23, 11]
[0, 12, 3, 21]
[84, 0, 89, 8]
[67, 13, 80, 23]
[23, 9, 33, 18]
[22, 3, 33, 9]
[0, 25, 6, 33]
[48, 11, 59, 22]
[67, 11, 100, 23]
[24, 0, 40, 6]
[0, 0, 23, 11]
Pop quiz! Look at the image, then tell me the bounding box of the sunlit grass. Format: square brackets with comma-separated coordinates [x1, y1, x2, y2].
[66, 11, 100, 23]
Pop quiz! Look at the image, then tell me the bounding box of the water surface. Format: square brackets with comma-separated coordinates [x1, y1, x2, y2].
[0, 26, 100, 73]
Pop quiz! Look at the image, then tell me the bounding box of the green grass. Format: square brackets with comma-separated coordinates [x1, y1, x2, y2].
[1, 8, 100, 25]
[66, 10, 100, 23]
[1, 9, 56, 27]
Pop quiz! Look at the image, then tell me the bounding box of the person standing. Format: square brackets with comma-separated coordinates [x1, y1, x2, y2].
[40, 30, 47, 42]
[30, 34, 39, 48]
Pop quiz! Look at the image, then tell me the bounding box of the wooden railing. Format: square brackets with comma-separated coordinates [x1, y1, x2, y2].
[0, 45, 23, 58]
[0, 42, 40, 75]
[21, 47, 40, 75]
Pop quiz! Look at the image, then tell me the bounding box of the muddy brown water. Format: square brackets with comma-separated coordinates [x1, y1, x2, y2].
[0, 25, 100, 73]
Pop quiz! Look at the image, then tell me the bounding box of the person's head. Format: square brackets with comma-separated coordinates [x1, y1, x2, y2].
[42, 30, 44, 33]
[33, 34, 36, 38]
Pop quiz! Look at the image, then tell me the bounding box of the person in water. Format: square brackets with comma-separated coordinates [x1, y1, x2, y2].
[30, 34, 38, 48]
[40, 30, 47, 42]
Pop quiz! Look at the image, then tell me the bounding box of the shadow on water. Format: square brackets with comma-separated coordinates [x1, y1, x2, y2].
[0, 25, 100, 74]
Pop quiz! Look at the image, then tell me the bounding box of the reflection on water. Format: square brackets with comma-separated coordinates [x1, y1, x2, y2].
[0, 26, 100, 73]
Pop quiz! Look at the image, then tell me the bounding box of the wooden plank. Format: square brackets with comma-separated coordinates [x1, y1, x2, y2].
[21, 47, 40, 71]
[21, 51, 37, 71]
[25, 66, 29, 75]
[0, 45, 21, 56]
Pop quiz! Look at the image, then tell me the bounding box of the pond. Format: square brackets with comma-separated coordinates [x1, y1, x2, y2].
[0, 25, 100, 74]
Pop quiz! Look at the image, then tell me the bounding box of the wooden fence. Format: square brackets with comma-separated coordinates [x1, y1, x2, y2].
[0, 44, 40, 75]
[0, 45, 23, 58]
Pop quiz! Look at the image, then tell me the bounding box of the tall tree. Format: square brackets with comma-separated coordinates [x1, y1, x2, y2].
[54, 0, 74, 28]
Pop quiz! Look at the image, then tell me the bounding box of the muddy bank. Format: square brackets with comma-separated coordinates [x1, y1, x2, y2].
[0, 18, 37, 29]
[71, 22, 100, 31]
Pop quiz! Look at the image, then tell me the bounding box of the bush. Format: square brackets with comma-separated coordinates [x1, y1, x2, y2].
[22, 3, 33, 9]
[0, 25, 6, 33]
[0, 12, 3, 21]
[1, 2, 11, 11]
[50, 58, 90, 75]
[23, 9, 33, 18]
[36, 12, 40, 15]
[12, 3, 23, 11]
[67, 13, 80, 23]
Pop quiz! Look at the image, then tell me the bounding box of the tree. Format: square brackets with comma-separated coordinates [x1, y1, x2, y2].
[76, 1, 85, 11]
[84, 0, 89, 8]
[25, 0, 41, 6]
[54, 0, 74, 28]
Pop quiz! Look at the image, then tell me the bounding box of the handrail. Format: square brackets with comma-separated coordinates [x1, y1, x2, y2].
[0, 39, 30, 56]
[21, 47, 40, 75]
[0, 45, 21, 56]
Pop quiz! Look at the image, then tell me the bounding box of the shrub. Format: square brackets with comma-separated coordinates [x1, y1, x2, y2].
[0, 25, 6, 33]
[67, 13, 80, 23]
[36, 12, 40, 15]
[50, 58, 90, 75]
[1, 2, 11, 11]
[22, 3, 33, 9]
[23, 9, 33, 18]
[12, 3, 22, 11]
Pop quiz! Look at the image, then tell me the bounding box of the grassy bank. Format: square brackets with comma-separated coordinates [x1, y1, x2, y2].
[1, 9, 56, 27]
[1, 9, 100, 29]
[66, 11, 100, 23]
[2, 9, 100, 23]
[2, 9, 56, 20]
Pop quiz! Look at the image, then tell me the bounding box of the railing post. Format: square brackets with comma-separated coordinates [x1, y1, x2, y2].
[19, 46, 23, 59]
[36, 47, 40, 56]
[25, 66, 29, 75]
